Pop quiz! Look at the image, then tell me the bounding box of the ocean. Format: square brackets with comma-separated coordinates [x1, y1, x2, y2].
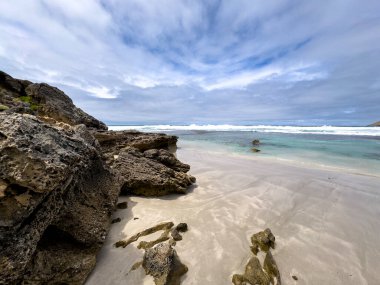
[109, 125, 380, 176]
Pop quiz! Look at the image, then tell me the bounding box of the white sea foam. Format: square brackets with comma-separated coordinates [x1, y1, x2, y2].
[108, 124, 380, 136]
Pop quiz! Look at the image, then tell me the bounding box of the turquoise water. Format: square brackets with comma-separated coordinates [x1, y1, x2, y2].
[172, 131, 380, 176]
[109, 125, 380, 176]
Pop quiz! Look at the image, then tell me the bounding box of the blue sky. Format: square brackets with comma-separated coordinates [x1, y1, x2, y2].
[0, 0, 380, 125]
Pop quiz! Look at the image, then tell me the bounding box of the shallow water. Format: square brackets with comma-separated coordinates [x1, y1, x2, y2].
[109, 126, 380, 176]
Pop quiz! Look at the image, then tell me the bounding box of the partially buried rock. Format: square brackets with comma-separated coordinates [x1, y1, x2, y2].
[175, 223, 188, 232]
[111, 218, 121, 224]
[232, 256, 271, 285]
[143, 243, 188, 285]
[116, 202, 128, 209]
[251, 148, 261, 153]
[171, 229, 182, 241]
[250, 228, 275, 255]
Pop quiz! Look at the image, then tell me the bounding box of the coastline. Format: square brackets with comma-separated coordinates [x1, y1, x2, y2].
[87, 139, 380, 284]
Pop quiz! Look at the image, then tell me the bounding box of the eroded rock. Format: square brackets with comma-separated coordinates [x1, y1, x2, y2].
[143, 243, 188, 285]
[251, 228, 275, 255]
[232, 228, 281, 285]
[114, 148, 195, 196]
[0, 113, 119, 284]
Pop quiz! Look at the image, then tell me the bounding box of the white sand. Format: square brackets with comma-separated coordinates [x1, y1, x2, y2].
[86, 141, 380, 285]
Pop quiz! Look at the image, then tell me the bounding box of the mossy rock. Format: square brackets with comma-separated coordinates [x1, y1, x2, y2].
[0, 104, 9, 111]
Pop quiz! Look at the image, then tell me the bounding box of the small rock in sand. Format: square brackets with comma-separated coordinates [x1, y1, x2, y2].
[116, 202, 128, 209]
[111, 217, 121, 224]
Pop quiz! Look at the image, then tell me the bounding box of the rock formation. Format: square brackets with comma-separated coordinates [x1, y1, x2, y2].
[116, 221, 189, 285]
[0, 71, 195, 284]
[232, 228, 281, 285]
[0, 113, 119, 284]
[368, 121, 380, 127]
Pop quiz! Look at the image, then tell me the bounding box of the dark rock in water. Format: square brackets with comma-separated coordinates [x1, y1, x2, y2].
[116, 201, 128, 209]
[251, 148, 261, 153]
[252, 139, 260, 145]
[115, 148, 195, 196]
[251, 228, 275, 254]
[175, 223, 188, 232]
[0, 71, 107, 130]
[0, 113, 119, 284]
[143, 243, 188, 285]
[111, 218, 122, 224]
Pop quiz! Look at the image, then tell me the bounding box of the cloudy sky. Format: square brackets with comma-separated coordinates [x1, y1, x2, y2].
[1, 0, 379, 125]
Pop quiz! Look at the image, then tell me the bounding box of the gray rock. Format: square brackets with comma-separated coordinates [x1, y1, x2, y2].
[0, 113, 119, 284]
[114, 148, 195, 196]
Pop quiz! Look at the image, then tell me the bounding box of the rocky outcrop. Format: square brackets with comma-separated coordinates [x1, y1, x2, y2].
[0, 113, 119, 284]
[0, 71, 195, 284]
[368, 121, 380, 127]
[94, 131, 195, 196]
[0, 71, 106, 129]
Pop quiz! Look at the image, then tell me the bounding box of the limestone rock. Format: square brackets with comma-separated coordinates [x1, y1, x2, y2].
[0, 71, 106, 129]
[251, 228, 275, 254]
[114, 148, 195, 196]
[232, 256, 271, 285]
[0, 113, 119, 284]
[143, 243, 188, 285]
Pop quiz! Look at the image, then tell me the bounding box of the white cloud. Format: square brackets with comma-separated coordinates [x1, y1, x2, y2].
[0, 0, 379, 124]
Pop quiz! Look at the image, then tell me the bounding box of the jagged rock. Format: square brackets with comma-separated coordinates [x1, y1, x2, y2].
[0, 71, 106, 130]
[91, 129, 195, 197]
[93, 130, 178, 156]
[233, 229, 280, 285]
[232, 256, 271, 285]
[263, 252, 281, 285]
[250, 228, 275, 255]
[115, 222, 174, 248]
[252, 139, 260, 145]
[144, 149, 190, 172]
[0, 113, 119, 284]
[143, 243, 188, 285]
[114, 148, 195, 196]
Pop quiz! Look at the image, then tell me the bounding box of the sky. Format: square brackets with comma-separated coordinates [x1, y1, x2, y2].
[0, 0, 380, 126]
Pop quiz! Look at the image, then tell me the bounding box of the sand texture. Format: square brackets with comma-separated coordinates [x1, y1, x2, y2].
[86, 141, 380, 285]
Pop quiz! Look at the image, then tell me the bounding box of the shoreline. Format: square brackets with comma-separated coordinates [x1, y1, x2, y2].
[178, 140, 380, 178]
[87, 140, 380, 284]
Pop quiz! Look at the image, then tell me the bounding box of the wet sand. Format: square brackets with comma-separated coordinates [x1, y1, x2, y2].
[87, 141, 380, 285]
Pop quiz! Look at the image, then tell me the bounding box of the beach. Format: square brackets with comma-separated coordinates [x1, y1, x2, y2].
[87, 140, 380, 285]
